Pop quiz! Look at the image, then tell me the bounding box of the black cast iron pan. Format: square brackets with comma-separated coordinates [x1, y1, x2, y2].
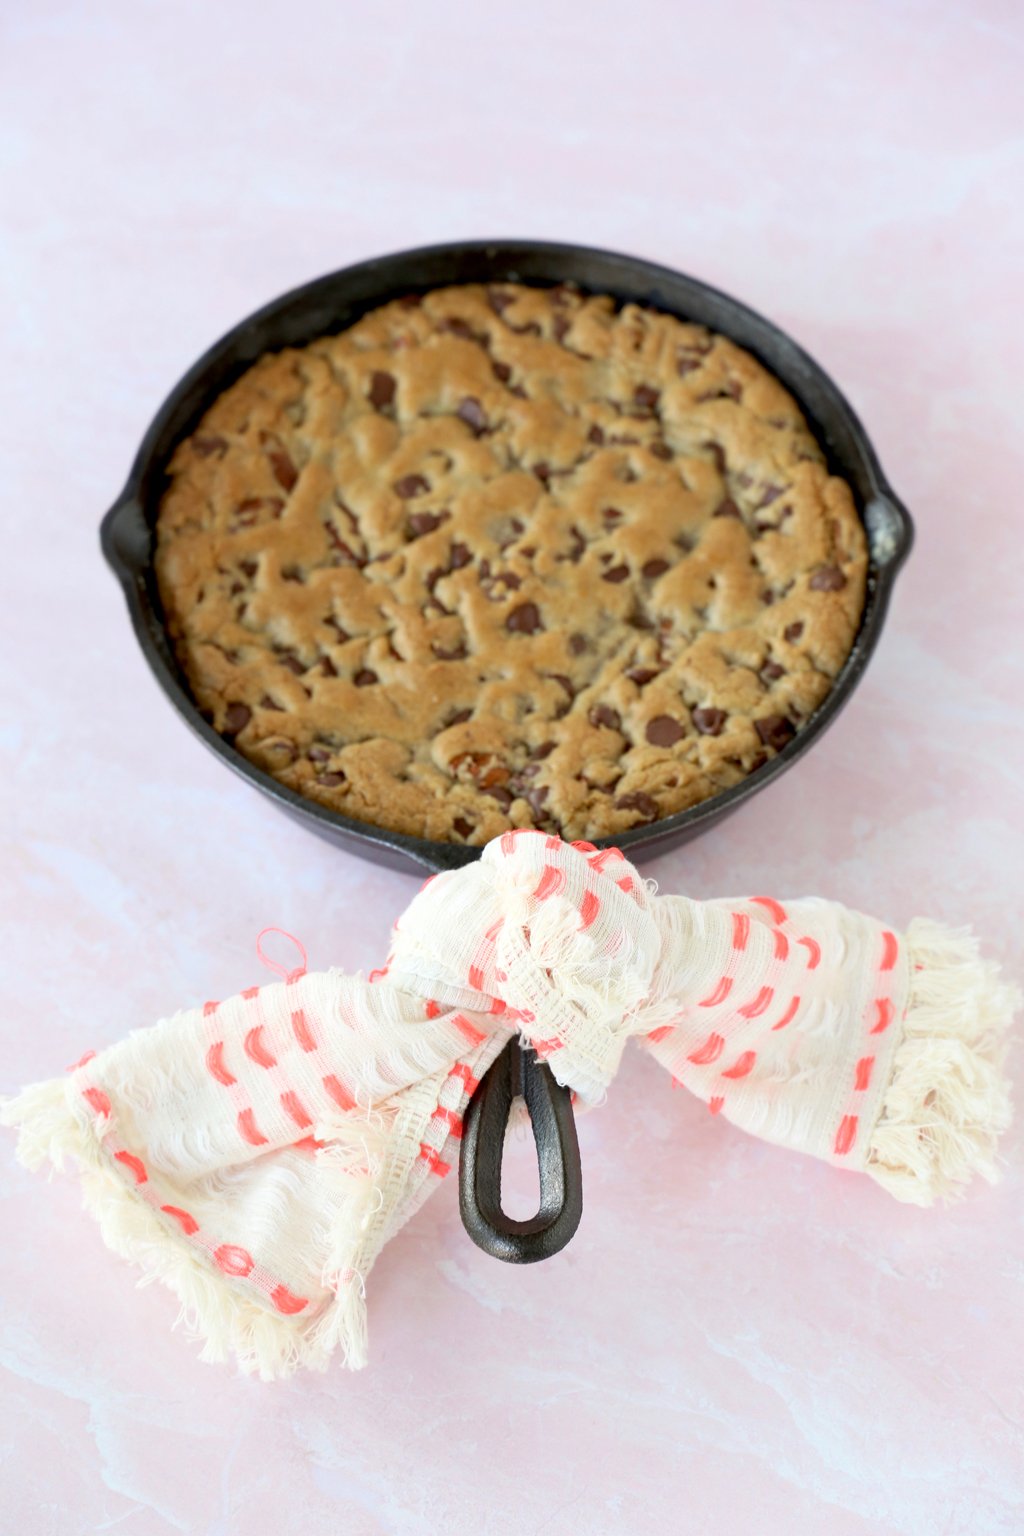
[100, 239, 913, 878]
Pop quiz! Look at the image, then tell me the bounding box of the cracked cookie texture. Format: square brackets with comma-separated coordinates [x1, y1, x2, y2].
[155, 282, 868, 844]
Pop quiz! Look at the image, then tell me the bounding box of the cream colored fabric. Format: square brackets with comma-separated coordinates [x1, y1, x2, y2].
[2, 832, 1017, 1377]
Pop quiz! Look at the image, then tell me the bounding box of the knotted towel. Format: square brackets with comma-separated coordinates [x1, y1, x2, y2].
[2, 832, 1017, 1377]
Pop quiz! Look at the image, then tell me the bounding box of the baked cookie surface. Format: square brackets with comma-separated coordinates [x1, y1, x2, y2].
[155, 282, 867, 844]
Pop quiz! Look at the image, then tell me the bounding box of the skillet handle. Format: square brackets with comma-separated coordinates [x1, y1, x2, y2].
[458, 1036, 583, 1263]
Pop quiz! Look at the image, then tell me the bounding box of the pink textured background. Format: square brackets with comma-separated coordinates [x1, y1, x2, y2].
[2, 2, 1023, 1532]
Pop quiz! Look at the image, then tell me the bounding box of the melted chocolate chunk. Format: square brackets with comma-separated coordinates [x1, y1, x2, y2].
[394, 474, 430, 498]
[506, 602, 542, 634]
[692, 707, 727, 736]
[809, 565, 847, 591]
[457, 396, 488, 434]
[754, 715, 796, 751]
[368, 371, 396, 410]
[615, 791, 659, 822]
[224, 703, 251, 734]
[589, 705, 621, 731]
[408, 511, 446, 538]
[646, 715, 684, 747]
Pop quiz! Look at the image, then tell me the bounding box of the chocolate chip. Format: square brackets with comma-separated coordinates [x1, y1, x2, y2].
[602, 564, 630, 583]
[281, 655, 305, 676]
[588, 425, 605, 445]
[193, 433, 228, 457]
[615, 791, 658, 822]
[394, 474, 430, 498]
[368, 371, 396, 410]
[484, 786, 514, 811]
[676, 356, 700, 377]
[568, 632, 588, 654]
[705, 443, 727, 474]
[756, 483, 784, 509]
[441, 317, 478, 340]
[553, 315, 570, 342]
[507, 602, 542, 634]
[498, 518, 525, 549]
[646, 715, 684, 747]
[634, 385, 660, 411]
[354, 669, 378, 686]
[533, 462, 551, 485]
[308, 745, 332, 762]
[564, 527, 586, 563]
[714, 499, 742, 519]
[649, 442, 673, 460]
[445, 708, 473, 726]
[642, 558, 670, 579]
[531, 741, 556, 760]
[626, 667, 660, 686]
[239, 558, 258, 578]
[224, 703, 251, 734]
[319, 656, 338, 677]
[457, 396, 488, 434]
[317, 771, 346, 787]
[408, 511, 445, 537]
[453, 817, 474, 838]
[697, 381, 742, 402]
[526, 784, 549, 815]
[264, 443, 298, 492]
[761, 660, 785, 681]
[692, 707, 727, 736]
[755, 715, 796, 751]
[281, 565, 304, 583]
[603, 507, 624, 524]
[809, 565, 848, 591]
[259, 694, 283, 711]
[547, 674, 574, 698]
[589, 705, 622, 731]
[433, 642, 468, 661]
[325, 526, 367, 567]
[449, 542, 471, 570]
[487, 288, 514, 315]
[784, 621, 804, 643]
[492, 361, 512, 383]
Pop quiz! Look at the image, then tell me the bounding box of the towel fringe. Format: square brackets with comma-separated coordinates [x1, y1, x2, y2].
[866, 919, 1018, 1206]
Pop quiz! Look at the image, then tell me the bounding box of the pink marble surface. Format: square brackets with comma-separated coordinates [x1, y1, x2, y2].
[2, 2, 1023, 1531]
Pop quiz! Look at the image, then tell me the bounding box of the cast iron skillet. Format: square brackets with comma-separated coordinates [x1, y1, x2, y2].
[101, 239, 914, 876]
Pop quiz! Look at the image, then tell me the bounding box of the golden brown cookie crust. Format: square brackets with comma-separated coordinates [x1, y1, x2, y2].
[155, 282, 868, 844]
